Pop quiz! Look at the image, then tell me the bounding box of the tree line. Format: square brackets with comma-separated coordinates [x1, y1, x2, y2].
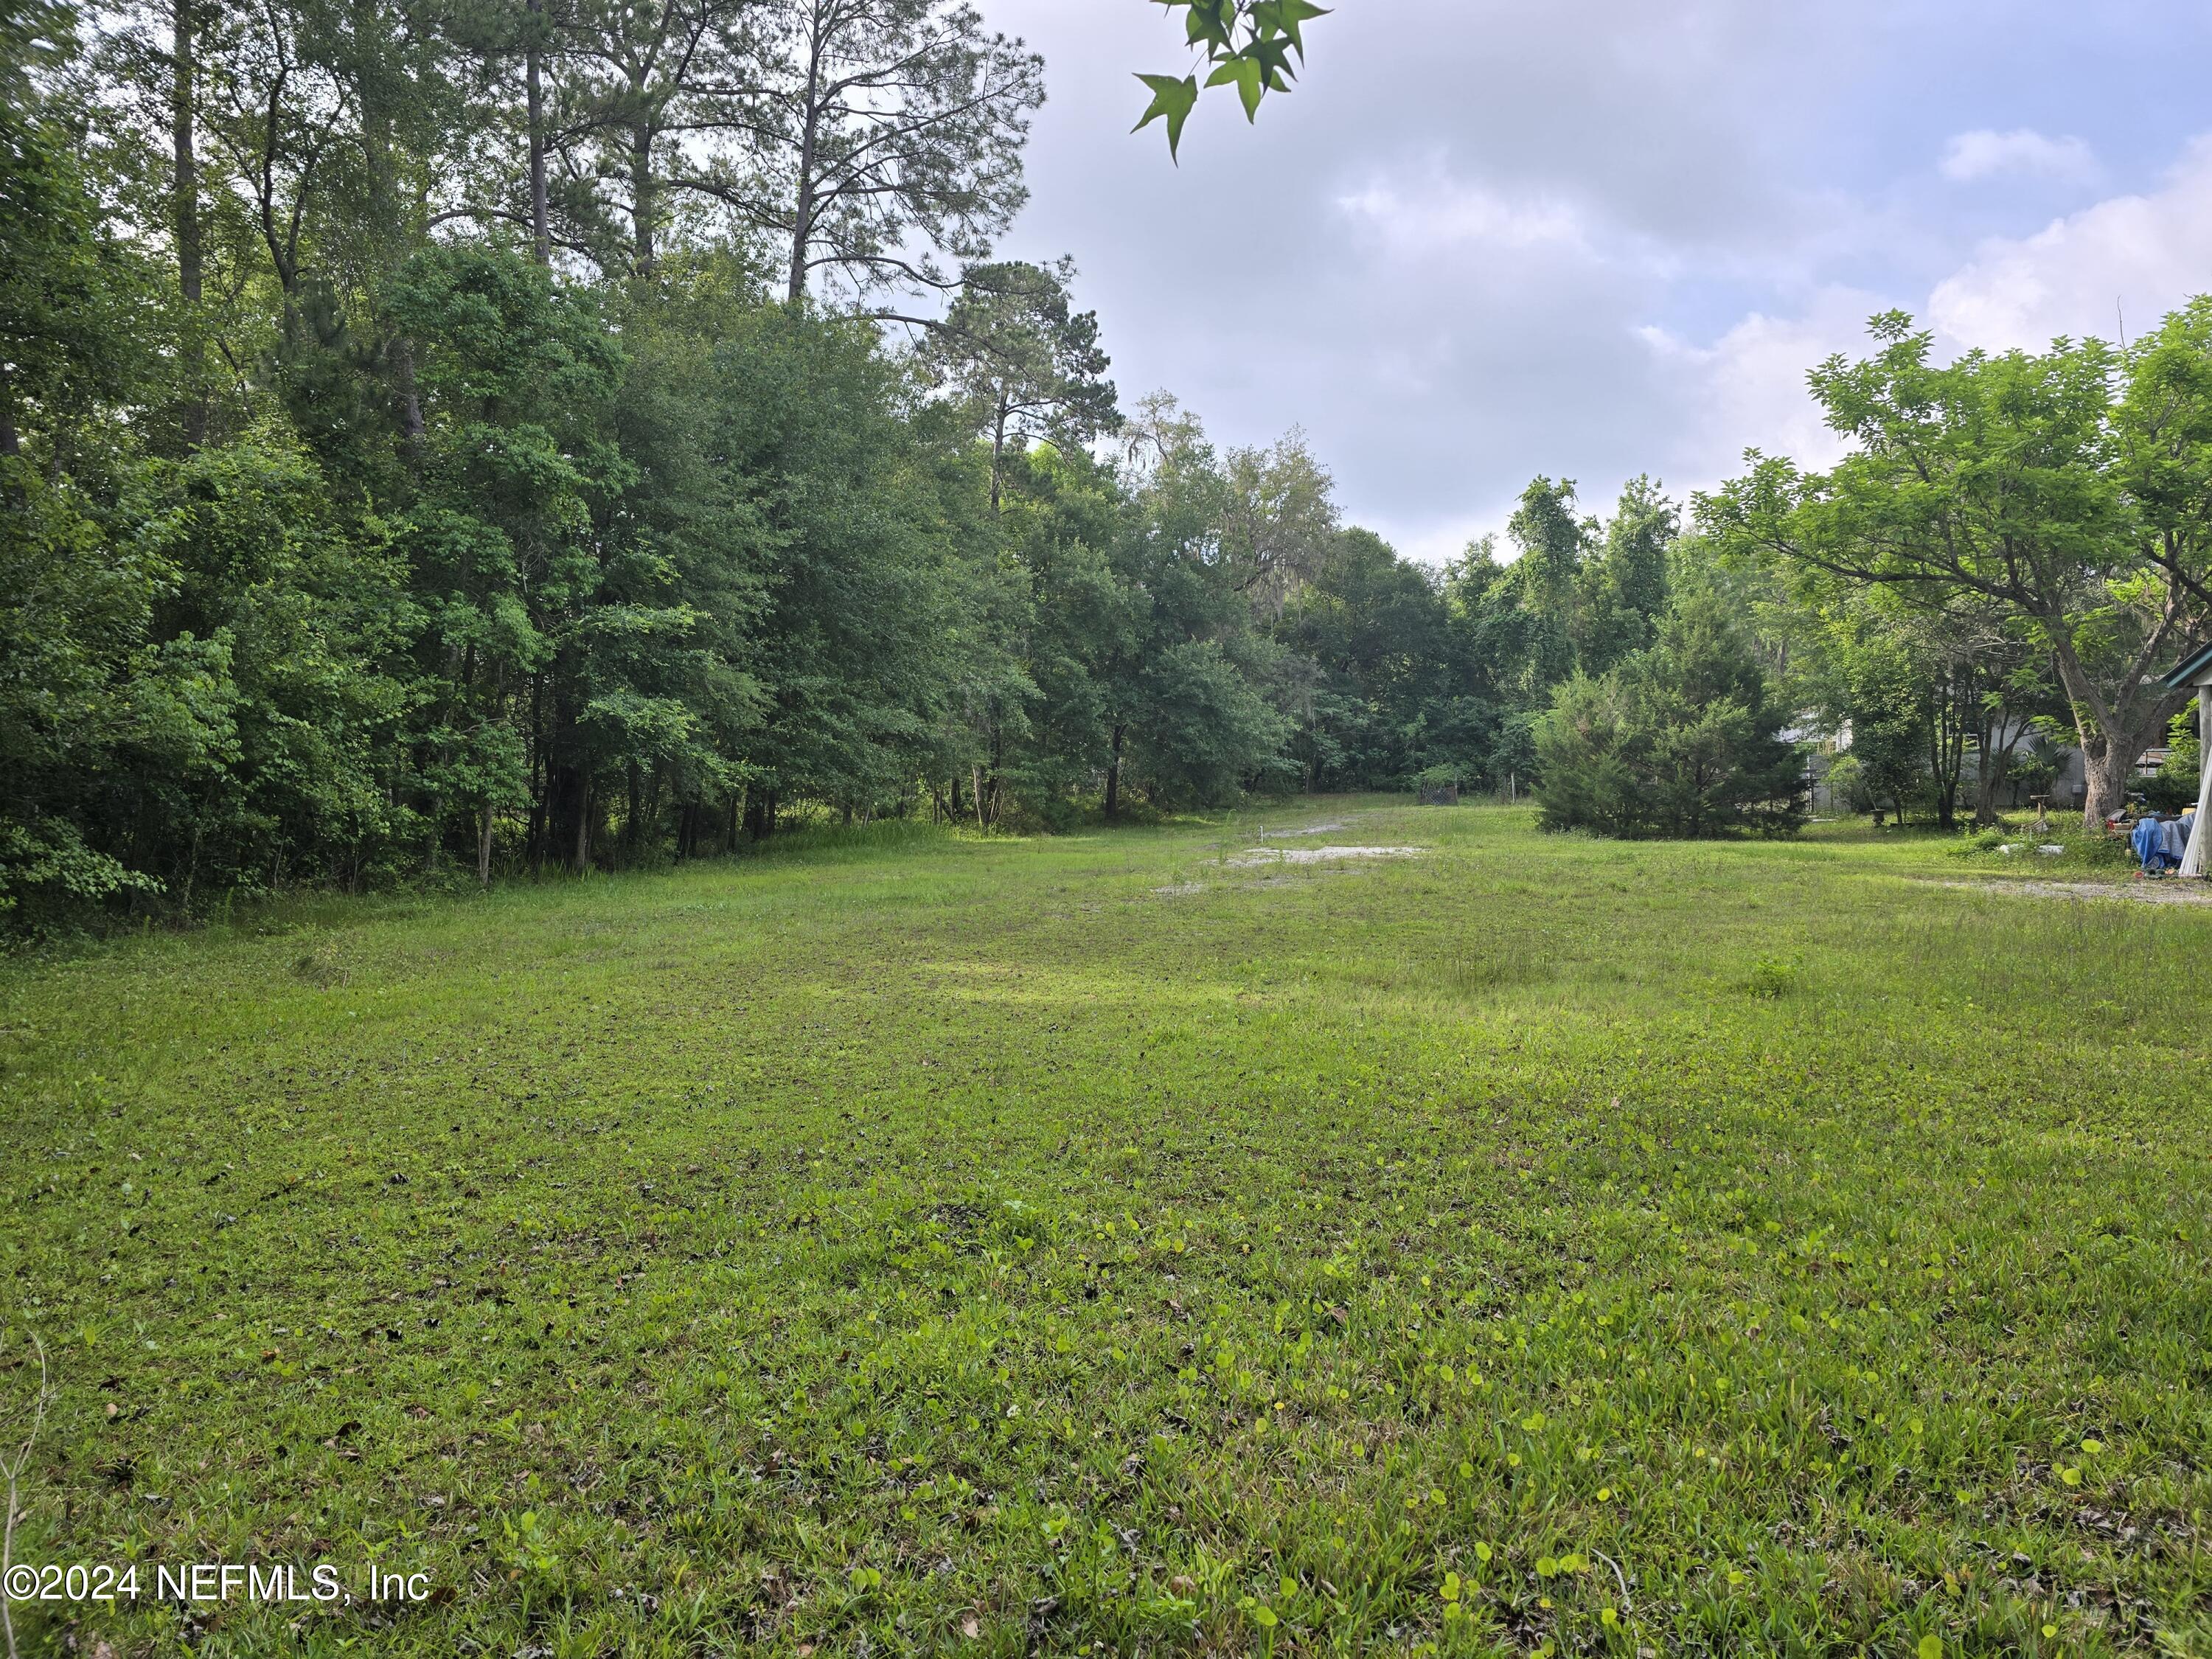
[0, 0, 1580, 934]
[1533, 307, 2212, 841]
[8, 0, 2212, 933]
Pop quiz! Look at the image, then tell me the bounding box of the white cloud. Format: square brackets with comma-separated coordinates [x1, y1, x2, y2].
[1336, 172, 1588, 256]
[1645, 133, 2212, 503]
[1638, 292, 1873, 494]
[1930, 136, 2212, 349]
[981, 0, 2212, 560]
[1939, 128, 2099, 185]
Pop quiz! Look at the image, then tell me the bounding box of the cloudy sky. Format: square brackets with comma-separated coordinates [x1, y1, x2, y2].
[982, 0, 2212, 561]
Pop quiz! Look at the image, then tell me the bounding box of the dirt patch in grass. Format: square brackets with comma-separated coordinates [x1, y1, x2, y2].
[1228, 844, 1422, 867]
[1935, 877, 2212, 905]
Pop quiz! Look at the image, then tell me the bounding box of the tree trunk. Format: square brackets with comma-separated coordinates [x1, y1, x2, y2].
[526, 0, 549, 265]
[1973, 724, 2003, 827]
[1972, 704, 2023, 827]
[983, 727, 1004, 827]
[527, 673, 547, 874]
[477, 802, 495, 886]
[574, 780, 591, 870]
[2048, 626, 2183, 827]
[785, 20, 824, 303]
[173, 0, 206, 447]
[630, 116, 655, 276]
[2068, 700, 2181, 828]
[744, 788, 776, 841]
[1104, 723, 1124, 818]
[990, 392, 1009, 513]
[389, 330, 425, 456]
[2081, 735, 2140, 829]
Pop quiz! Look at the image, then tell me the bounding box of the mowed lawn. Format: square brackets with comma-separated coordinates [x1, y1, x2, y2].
[2, 803, 2209, 1658]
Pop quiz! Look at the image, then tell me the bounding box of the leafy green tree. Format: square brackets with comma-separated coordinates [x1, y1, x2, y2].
[388, 246, 631, 873]
[1215, 429, 1340, 619]
[1275, 527, 1452, 789]
[1535, 582, 1805, 838]
[704, 301, 984, 833]
[1099, 407, 1290, 812]
[0, 473, 182, 928]
[1498, 476, 1586, 696]
[921, 258, 1119, 512]
[1573, 476, 1674, 675]
[2146, 701, 2202, 813]
[982, 443, 1138, 822]
[0, 49, 154, 465]
[536, 0, 763, 276]
[1705, 311, 2212, 826]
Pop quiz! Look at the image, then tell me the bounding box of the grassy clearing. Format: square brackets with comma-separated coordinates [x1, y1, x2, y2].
[2, 802, 2209, 1657]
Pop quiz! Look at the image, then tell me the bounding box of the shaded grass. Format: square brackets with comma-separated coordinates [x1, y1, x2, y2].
[1, 801, 2208, 1656]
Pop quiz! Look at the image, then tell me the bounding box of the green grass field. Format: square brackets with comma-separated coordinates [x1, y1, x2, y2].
[2, 802, 2208, 1657]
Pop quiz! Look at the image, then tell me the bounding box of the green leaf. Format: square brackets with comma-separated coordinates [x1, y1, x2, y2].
[1132, 72, 1200, 159]
[1250, 0, 1329, 56]
[1180, 0, 1234, 52]
[1246, 34, 1298, 88]
[1204, 55, 1265, 122]
[1277, 0, 1329, 52]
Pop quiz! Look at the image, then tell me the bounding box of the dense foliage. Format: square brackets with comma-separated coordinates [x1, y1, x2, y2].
[1706, 309, 2212, 828]
[0, 0, 1750, 934]
[1534, 581, 1806, 838]
[17, 0, 2212, 933]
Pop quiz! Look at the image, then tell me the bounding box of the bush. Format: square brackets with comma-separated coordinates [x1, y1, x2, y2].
[1534, 585, 1806, 838]
[2140, 768, 2199, 813]
[2006, 742, 2062, 804]
[2146, 704, 2202, 813]
[1823, 753, 1873, 815]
